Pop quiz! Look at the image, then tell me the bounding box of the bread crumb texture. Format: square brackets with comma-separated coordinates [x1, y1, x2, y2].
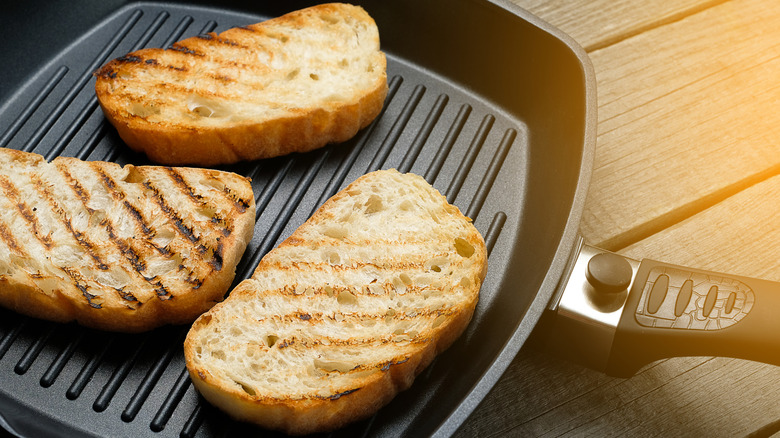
[184, 169, 487, 434]
[0, 148, 255, 332]
[94, 3, 388, 165]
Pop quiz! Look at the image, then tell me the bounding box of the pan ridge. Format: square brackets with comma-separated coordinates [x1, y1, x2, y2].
[0, 1, 594, 436]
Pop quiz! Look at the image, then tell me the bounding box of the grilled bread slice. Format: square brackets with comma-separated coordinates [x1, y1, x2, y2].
[0, 148, 255, 332]
[184, 169, 487, 435]
[94, 3, 388, 166]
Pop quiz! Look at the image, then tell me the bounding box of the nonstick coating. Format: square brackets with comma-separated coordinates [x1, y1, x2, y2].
[0, 1, 595, 436]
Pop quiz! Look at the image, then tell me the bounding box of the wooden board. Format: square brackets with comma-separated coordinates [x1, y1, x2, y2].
[510, 0, 723, 50]
[622, 174, 780, 281]
[457, 0, 780, 436]
[582, 0, 780, 249]
[457, 175, 780, 437]
[513, 0, 780, 250]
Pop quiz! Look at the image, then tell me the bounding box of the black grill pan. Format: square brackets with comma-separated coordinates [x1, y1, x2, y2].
[0, 1, 595, 436]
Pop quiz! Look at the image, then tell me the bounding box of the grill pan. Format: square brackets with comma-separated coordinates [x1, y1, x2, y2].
[0, 1, 595, 436]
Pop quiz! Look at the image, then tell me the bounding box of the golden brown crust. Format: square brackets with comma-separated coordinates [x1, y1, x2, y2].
[184, 276, 480, 435]
[0, 148, 256, 332]
[183, 169, 487, 434]
[94, 3, 388, 166]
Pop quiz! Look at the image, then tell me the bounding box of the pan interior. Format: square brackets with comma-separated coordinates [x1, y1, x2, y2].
[0, 1, 591, 437]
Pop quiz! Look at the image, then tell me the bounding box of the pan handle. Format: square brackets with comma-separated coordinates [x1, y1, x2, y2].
[544, 242, 780, 377]
[605, 257, 780, 377]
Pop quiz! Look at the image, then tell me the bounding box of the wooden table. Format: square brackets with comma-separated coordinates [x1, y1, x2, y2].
[455, 1, 780, 436]
[0, 1, 777, 437]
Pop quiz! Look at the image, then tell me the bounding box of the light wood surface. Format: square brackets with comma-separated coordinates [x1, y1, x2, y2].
[457, 0, 780, 436]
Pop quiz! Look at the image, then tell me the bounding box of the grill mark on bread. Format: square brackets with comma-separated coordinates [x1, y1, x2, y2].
[143, 181, 199, 244]
[117, 54, 143, 64]
[267, 259, 431, 274]
[164, 167, 235, 237]
[269, 281, 429, 299]
[169, 44, 204, 57]
[209, 73, 236, 84]
[210, 243, 224, 271]
[264, 308, 453, 327]
[0, 175, 53, 249]
[225, 186, 251, 214]
[115, 287, 140, 306]
[116, 53, 189, 73]
[62, 219, 109, 270]
[118, 73, 261, 101]
[94, 65, 117, 80]
[0, 220, 24, 256]
[30, 173, 112, 270]
[165, 167, 207, 201]
[323, 388, 360, 401]
[60, 166, 176, 300]
[61, 266, 102, 309]
[103, 221, 146, 273]
[96, 168, 157, 237]
[123, 200, 154, 235]
[58, 164, 195, 301]
[196, 33, 243, 48]
[141, 178, 225, 277]
[151, 279, 173, 300]
[58, 165, 91, 205]
[271, 335, 428, 357]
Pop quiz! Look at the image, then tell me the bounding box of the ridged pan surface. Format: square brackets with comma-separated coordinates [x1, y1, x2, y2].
[0, 1, 594, 437]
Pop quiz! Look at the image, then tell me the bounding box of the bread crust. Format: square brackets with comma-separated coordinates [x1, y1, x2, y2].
[94, 3, 388, 166]
[184, 169, 487, 434]
[0, 148, 255, 332]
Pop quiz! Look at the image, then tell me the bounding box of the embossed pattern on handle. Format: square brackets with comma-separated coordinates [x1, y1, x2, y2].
[634, 266, 755, 331]
[605, 259, 780, 377]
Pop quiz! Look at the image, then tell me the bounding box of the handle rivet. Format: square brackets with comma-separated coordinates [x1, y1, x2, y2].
[586, 252, 633, 295]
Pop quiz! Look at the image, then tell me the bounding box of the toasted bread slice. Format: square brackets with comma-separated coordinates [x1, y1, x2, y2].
[0, 148, 255, 332]
[94, 3, 388, 166]
[184, 169, 487, 435]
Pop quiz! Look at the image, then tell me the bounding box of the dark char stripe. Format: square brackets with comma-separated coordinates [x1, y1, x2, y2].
[0, 175, 53, 249]
[31, 173, 111, 269]
[103, 222, 146, 273]
[169, 44, 203, 56]
[164, 167, 235, 237]
[143, 181, 199, 244]
[267, 307, 455, 328]
[0, 220, 25, 256]
[196, 33, 242, 48]
[61, 164, 182, 301]
[61, 267, 102, 309]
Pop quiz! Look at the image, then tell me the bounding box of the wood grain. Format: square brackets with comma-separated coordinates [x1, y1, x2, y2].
[457, 0, 780, 437]
[622, 174, 780, 281]
[510, 0, 725, 51]
[457, 352, 780, 437]
[582, 0, 780, 249]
